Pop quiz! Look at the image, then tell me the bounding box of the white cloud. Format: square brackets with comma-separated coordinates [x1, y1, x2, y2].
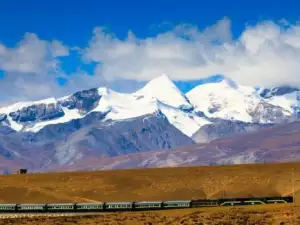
[83, 17, 300, 87]
[0, 33, 69, 74]
[0, 33, 72, 105]
[2, 17, 300, 105]
[51, 40, 70, 57]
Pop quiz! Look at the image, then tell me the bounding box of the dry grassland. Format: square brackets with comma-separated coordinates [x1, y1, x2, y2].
[0, 162, 300, 224]
[0, 162, 299, 204]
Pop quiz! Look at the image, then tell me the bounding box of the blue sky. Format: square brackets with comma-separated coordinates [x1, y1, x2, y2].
[1, 0, 298, 45]
[0, 0, 300, 103]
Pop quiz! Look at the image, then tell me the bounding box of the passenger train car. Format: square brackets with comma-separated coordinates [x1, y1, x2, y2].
[0, 196, 293, 213]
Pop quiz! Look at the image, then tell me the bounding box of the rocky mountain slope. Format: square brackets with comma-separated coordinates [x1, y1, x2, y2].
[191, 119, 274, 143]
[0, 112, 193, 172]
[46, 120, 300, 172]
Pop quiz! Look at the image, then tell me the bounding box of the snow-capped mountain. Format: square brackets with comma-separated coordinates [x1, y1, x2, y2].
[135, 73, 193, 110]
[186, 77, 294, 124]
[258, 86, 300, 117]
[0, 74, 211, 138]
[1, 73, 300, 172]
[1, 74, 300, 139]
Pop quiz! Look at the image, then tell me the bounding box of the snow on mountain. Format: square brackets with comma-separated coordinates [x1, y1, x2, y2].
[90, 88, 155, 120]
[91, 76, 210, 137]
[1, 73, 299, 138]
[186, 77, 292, 123]
[259, 88, 300, 116]
[23, 107, 84, 133]
[157, 101, 210, 137]
[187, 78, 258, 122]
[265, 92, 299, 113]
[135, 73, 193, 110]
[0, 95, 86, 132]
[258, 86, 300, 99]
[0, 74, 210, 137]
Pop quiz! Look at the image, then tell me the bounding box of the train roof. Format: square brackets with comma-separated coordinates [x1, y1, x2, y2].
[135, 201, 162, 204]
[76, 202, 104, 205]
[47, 203, 75, 206]
[105, 202, 132, 205]
[17, 204, 45, 206]
[0, 204, 17, 206]
[163, 200, 191, 203]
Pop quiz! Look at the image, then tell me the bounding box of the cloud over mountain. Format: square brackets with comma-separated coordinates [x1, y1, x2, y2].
[2, 18, 300, 104]
[83, 18, 300, 87]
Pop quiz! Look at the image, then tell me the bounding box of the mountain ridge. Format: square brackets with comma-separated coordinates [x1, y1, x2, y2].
[1, 74, 300, 137]
[0, 74, 212, 137]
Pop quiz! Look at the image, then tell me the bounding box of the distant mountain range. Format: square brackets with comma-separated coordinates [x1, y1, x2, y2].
[0, 74, 300, 173]
[48, 120, 300, 172]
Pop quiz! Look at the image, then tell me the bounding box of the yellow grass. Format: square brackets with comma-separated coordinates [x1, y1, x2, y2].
[1, 161, 300, 224]
[0, 161, 299, 204]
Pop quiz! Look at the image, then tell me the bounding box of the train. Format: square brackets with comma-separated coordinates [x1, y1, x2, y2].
[0, 196, 293, 213]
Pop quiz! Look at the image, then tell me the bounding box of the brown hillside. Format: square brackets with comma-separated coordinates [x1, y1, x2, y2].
[0, 162, 300, 204]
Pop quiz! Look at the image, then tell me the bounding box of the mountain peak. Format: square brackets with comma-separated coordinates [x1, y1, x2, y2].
[138, 73, 176, 92]
[160, 73, 171, 79]
[136, 74, 191, 108]
[148, 73, 174, 86]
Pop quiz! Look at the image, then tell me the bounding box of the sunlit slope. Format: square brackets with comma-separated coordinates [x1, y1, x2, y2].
[0, 161, 299, 203]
